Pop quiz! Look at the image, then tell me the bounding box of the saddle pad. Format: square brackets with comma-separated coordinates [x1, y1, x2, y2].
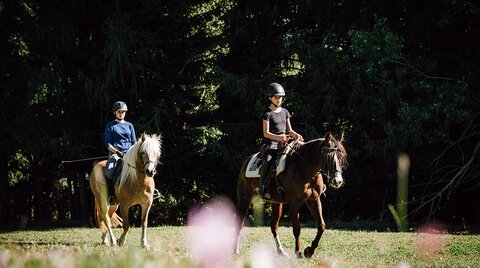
[245, 153, 262, 178]
[245, 152, 287, 178]
[97, 170, 107, 185]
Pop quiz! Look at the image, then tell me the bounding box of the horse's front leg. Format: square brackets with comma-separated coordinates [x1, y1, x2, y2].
[288, 203, 302, 258]
[271, 203, 287, 256]
[140, 200, 153, 250]
[304, 197, 326, 258]
[118, 205, 130, 247]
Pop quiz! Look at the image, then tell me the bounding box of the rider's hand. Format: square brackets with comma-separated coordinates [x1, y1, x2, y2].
[279, 134, 289, 143]
[297, 134, 304, 142]
[116, 151, 124, 158]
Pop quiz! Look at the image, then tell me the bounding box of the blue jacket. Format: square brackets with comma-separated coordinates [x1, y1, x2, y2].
[104, 120, 137, 153]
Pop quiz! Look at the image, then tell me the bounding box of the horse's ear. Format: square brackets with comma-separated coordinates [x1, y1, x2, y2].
[339, 131, 344, 143]
[141, 133, 146, 142]
[325, 132, 332, 143]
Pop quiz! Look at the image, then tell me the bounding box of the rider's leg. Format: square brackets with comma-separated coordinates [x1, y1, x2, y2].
[260, 149, 277, 199]
[105, 155, 119, 205]
[259, 161, 270, 199]
[107, 177, 116, 205]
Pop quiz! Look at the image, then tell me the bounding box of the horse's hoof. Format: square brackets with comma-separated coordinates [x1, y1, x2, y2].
[304, 247, 314, 258]
[142, 244, 151, 250]
[295, 251, 303, 259]
[277, 249, 288, 256]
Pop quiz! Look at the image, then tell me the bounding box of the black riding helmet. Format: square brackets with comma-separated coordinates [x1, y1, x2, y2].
[112, 101, 128, 113]
[266, 83, 286, 97]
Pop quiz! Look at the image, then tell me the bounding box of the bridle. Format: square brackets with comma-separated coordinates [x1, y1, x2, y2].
[286, 138, 343, 187]
[126, 151, 158, 176]
[320, 148, 342, 186]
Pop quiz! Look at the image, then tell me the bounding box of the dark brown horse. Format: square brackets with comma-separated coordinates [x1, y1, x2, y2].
[233, 132, 347, 258]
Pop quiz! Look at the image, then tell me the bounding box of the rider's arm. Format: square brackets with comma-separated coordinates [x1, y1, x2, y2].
[130, 124, 137, 145]
[105, 124, 121, 154]
[286, 118, 304, 141]
[107, 144, 120, 154]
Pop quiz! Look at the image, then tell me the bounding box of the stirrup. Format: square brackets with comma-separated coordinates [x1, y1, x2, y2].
[107, 196, 117, 205]
[260, 187, 271, 200]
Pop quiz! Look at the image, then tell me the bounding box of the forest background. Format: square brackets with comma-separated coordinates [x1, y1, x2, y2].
[1, 0, 479, 230]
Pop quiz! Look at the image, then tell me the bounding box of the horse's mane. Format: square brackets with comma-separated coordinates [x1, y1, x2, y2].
[295, 139, 324, 166]
[296, 135, 347, 170]
[119, 134, 162, 189]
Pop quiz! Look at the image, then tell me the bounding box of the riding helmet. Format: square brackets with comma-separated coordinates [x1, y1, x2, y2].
[112, 101, 128, 112]
[266, 83, 286, 97]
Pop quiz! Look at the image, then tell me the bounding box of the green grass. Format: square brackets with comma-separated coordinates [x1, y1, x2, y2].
[0, 226, 479, 267]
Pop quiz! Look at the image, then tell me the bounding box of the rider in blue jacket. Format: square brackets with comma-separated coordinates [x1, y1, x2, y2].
[105, 101, 137, 204]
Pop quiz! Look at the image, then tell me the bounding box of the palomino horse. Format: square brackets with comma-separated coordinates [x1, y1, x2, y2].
[89, 133, 161, 249]
[233, 132, 347, 258]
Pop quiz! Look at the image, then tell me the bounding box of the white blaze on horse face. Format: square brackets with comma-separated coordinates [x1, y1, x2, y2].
[145, 162, 156, 177]
[332, 153, 343, 188]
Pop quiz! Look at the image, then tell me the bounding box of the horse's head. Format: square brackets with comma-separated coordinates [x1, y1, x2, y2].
[137, 133, 162, 177]
[321, 132, 347, 189]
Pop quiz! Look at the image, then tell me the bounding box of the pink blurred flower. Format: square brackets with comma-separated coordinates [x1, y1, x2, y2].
[249, 244, 275, 268]
[415, 222, 447, 257]
[186, 196, 237, 268]
[0, 250, 11, 268]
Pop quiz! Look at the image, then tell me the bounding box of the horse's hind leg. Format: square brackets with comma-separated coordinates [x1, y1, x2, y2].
[271, 203, 287, 256]
[94, 201, 109, 245]
[288, 203, 302, 258]
[233, 176, 253, 254]
[118, 205, 130, 247]
[100, 204, 117, 246]
[304, 197, 326, 258]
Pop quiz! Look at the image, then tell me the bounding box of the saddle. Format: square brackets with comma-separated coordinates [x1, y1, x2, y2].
[245, 140, 301, 178]
[104, 156, 123, 187]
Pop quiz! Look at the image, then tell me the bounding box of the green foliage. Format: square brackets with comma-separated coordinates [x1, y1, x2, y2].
[0, 0, 479, 226]
[7, 150, 30, 187]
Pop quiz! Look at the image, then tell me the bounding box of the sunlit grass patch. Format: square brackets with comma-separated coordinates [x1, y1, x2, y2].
[0, 226, 479, 267]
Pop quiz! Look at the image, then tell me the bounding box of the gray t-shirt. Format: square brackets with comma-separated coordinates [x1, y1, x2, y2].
[262, 107, 291, 149]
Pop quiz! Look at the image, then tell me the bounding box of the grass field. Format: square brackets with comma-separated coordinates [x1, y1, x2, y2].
[0, 226, 479, 267]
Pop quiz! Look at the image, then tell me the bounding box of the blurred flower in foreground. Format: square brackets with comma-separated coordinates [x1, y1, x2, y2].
[186, 196, 236, 268]
[0, 249, 11, 268]
[249, 243, 275, 268]
[47, 247, 72, 268]
[397, 261, 411, 268]
[415, 222, 447, 257]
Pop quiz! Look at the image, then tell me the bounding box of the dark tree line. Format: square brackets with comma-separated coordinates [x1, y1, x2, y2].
[1, 0, 479, 230]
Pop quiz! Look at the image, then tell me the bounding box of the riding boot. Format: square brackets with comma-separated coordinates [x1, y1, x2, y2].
[107, 177, 116, 205]
[259, 163, 271, 200]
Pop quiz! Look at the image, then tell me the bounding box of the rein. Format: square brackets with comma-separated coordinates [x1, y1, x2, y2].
[286, 140, 321, 173]
[126, 160, 157, 174]
[127, 161, 145, 173]
[286, 139, 339, 185]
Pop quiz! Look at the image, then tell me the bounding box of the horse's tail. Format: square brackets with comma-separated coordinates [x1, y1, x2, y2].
[236, 156, 255, 214]
[110, 212, 123, 227]
[94, 198, 123, 229]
